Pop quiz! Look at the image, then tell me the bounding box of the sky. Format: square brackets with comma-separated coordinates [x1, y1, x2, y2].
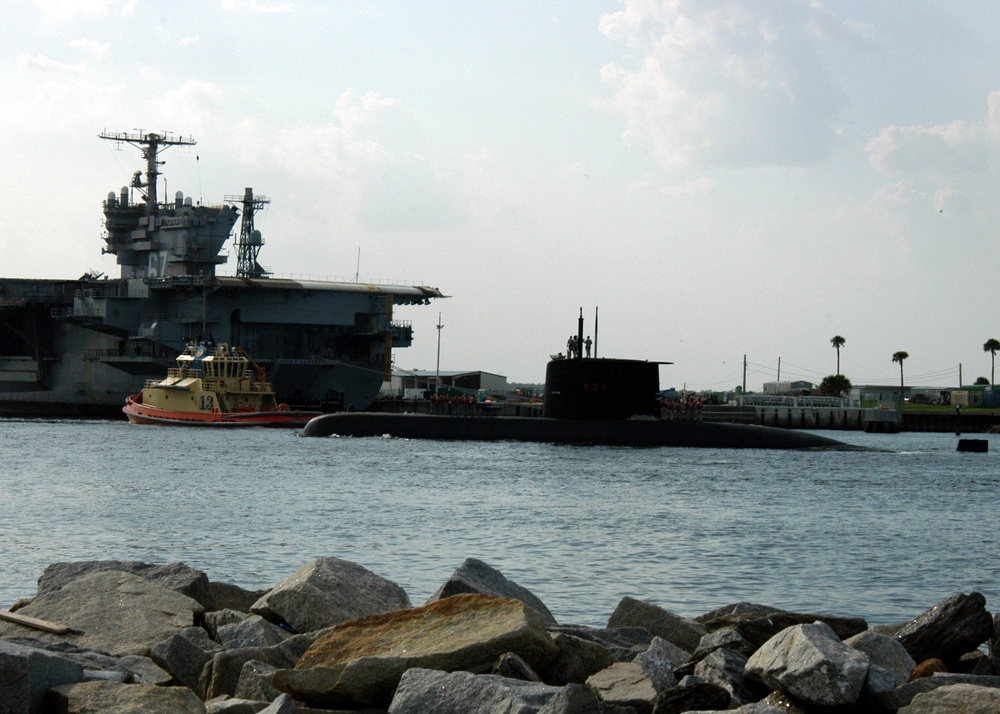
[3, 0, 1000, 390]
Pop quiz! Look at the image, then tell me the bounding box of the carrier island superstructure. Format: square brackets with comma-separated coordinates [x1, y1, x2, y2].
[0, 131, 444, 417]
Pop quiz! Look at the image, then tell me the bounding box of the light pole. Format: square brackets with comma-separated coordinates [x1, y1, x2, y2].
[435, 313, 443, 395]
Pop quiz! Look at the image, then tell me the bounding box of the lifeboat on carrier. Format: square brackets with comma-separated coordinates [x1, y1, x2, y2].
[123, 342, 322, 427]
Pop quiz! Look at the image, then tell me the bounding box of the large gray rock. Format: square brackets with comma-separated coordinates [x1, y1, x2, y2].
[899, 682, 1000, 713]
[233, 659, 283, 702]
[387, 668, 566, 713]
[199, 634, 313, 700]
[0, 637, 118, 675]
[203, 609, 249, 641]
[536, 682, 605, 713]
[274, 593, 559, 709]
[427, 558, 558, 626]
[746, 621, 869, 706]
[203, 581, 267, 614]
[894, 591, 995, 664]
[216, 615, 290, 650]
[0, 639, 84, 714]
[695, 602, 782, 623]
[204, 698, 265, 714]
[693, 648, 761, 707]
[150, 625, 223, 691]
[0, 570, 203, 656]
[551, 625, 655, 662]
[701, 609, 867, 649]
[259, 694, 297, 714]
[633, 637, 677, 693]
[845, 629, 916, 687]
[691, 629, 756, 662]
[37, 561, 210, 608]
[652, 678, 730, 714]
[585, 662, 657, 714]
[250, 557, 411, 633]
[47, 679, 206, 713]
[114, 655, 172, 686]
[607, 597, 706, 653]
[875, 673, 1000, 710]
[540, 632, 617, 686]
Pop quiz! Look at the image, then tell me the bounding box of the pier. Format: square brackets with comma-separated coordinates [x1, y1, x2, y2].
[704, 405, 1000, 433]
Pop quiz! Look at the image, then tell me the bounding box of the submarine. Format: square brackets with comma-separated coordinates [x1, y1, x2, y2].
[300, 311, 862, 450]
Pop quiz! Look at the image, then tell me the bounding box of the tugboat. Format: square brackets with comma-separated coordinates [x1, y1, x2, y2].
[123, 342, 322, 427]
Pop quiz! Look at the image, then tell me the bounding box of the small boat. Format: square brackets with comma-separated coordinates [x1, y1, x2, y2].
[123, 342, 322, 427]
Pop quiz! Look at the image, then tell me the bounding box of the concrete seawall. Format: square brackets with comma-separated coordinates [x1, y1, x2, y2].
[704, 405, 1000, 433]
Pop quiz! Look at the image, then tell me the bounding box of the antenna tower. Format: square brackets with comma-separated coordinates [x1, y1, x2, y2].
[228, 187, 270, 278]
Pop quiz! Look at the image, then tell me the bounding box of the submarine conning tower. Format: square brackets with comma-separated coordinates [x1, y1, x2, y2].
[543, 307, 665, 420]
[543, 357, 662, 420]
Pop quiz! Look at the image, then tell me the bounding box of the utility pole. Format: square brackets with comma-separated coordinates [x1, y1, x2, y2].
[743, 354, 747, 394]
[777, 357, 781, 381]
[435, 313, 443, 395]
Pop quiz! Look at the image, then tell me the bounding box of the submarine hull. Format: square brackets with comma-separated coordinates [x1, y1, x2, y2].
[299, 412, 862, 450]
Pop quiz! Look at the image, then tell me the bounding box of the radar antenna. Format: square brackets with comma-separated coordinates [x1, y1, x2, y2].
[98, 130, 196, 214]
[227, 187, 270, 278]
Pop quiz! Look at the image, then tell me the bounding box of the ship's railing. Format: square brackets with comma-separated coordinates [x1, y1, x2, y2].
[217, 270, 432, 287]
[350, 320, 412, 336]
[77, 283, 130, 299]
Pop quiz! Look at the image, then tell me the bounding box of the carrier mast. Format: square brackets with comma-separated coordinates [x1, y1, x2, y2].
[98, 131, 196, 214]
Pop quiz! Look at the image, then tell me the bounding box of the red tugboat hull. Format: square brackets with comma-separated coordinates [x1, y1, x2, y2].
[123, 395, 321, 428]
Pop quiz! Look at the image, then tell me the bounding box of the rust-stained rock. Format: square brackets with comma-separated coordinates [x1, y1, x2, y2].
[425, 557, 558, 626]
[273, 593, 559, 708]
[909, 657, 948, 681]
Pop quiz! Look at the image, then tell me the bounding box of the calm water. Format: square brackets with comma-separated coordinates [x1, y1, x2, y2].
[1, 420, 997, 628]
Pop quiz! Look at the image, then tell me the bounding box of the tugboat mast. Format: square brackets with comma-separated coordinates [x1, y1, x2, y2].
[98, 130, 196, 214]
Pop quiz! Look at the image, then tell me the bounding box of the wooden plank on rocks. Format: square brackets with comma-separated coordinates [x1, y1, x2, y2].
[0, 609, 71, 634]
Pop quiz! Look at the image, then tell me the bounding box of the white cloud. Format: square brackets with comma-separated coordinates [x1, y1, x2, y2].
[598, 0, 863, 169]
[866, 91, 1000, 175]
[179, 35, 201, 47]
[148, 80, 225, 133]
[228, 90, 464, 235]
[16, 53, 88, 75]
[138, 64, 162, 82]
[69, 38, 110, 59]
[661, 176, 714, 197]
[33, 0, 140, 22]
[219, 0, 296, 14]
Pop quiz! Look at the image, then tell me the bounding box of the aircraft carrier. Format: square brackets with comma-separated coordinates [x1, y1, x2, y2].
[0, 131, 444, 417]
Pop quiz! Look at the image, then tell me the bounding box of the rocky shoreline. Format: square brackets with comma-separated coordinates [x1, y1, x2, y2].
[1, 557, 997, 713]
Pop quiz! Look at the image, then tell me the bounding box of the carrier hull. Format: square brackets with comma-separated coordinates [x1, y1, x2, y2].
[0, 276, 440, 417]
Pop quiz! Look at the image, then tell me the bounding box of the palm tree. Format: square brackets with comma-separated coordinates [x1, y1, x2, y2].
[892, 351, 908, 408]
[830, 335, 845, 376]
[984, 339, 1000, 387]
